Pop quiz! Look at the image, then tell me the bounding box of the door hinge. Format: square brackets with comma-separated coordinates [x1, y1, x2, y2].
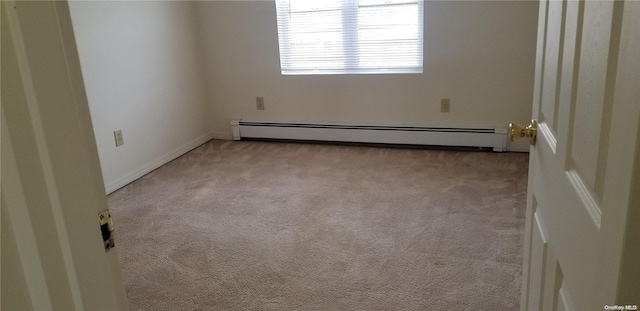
[98, 209, 115, 251]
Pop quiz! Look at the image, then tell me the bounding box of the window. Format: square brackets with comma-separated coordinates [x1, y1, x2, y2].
[275, 0, 424, 75]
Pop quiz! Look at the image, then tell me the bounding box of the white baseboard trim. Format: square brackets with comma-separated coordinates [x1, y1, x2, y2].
[506, 141, 531, 153]
[104, 132, 214, 194]
[211, 131, 234, 140]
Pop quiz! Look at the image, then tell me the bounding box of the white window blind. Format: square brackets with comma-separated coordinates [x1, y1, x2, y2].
[275, 0, 423, 75]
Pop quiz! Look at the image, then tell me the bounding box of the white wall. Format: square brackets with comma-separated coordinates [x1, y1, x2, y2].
[68, 0, 537, 192]
[69, 1, 212, 193]
[196, 1, 538, 150]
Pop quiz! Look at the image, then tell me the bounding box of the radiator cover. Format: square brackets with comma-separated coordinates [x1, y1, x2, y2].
[231, 120, 507, 152]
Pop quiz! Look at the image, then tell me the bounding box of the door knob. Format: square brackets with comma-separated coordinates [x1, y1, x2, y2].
[509, 120, 537, 145]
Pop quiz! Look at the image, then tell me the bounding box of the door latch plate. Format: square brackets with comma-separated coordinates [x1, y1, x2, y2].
[99, 209, 115, 251]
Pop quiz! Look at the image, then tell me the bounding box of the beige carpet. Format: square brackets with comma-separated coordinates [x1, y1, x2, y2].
[108, 140, 529, 310]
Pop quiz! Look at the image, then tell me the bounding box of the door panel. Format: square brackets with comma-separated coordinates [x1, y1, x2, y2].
[521, 0, 638, 309]
[526, 209, 548, 311]
[531, 134, 599, 310]
[556, 282, 575, 311]
[569, 0, 614, 196]
[555, 0, 580, 168]
[1, 1, 129, 309]
[541, 256, 563, 311]
[530, 0, 548, 121]
[540, 0, 563, 134]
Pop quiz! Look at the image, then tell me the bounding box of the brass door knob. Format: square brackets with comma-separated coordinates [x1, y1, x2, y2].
[509, 120, 537, 145]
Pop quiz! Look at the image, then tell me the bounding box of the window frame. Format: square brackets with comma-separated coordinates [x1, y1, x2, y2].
[275, 0, 424, 75]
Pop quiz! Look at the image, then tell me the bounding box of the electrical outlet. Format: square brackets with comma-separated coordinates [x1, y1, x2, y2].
[256, 97, 265, 110]
[441, 98, 451, 113]
[114, 130, 124, 147]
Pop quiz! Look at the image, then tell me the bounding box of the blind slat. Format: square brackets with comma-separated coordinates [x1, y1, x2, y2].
[276, 0, 423, 75]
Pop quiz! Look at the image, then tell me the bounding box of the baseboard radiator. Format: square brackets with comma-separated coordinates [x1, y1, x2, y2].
[231, 120, 507, 152]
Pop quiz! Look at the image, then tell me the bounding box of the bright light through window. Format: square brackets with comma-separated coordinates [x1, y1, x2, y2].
[275, 0, 424, 75]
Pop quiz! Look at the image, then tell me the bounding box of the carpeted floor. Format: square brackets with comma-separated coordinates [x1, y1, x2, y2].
[108, 140, 529, 310]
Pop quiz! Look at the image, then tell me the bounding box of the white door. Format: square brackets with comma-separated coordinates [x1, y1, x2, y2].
[1, 1, 129, 310]
[519, 0, 640, 310]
